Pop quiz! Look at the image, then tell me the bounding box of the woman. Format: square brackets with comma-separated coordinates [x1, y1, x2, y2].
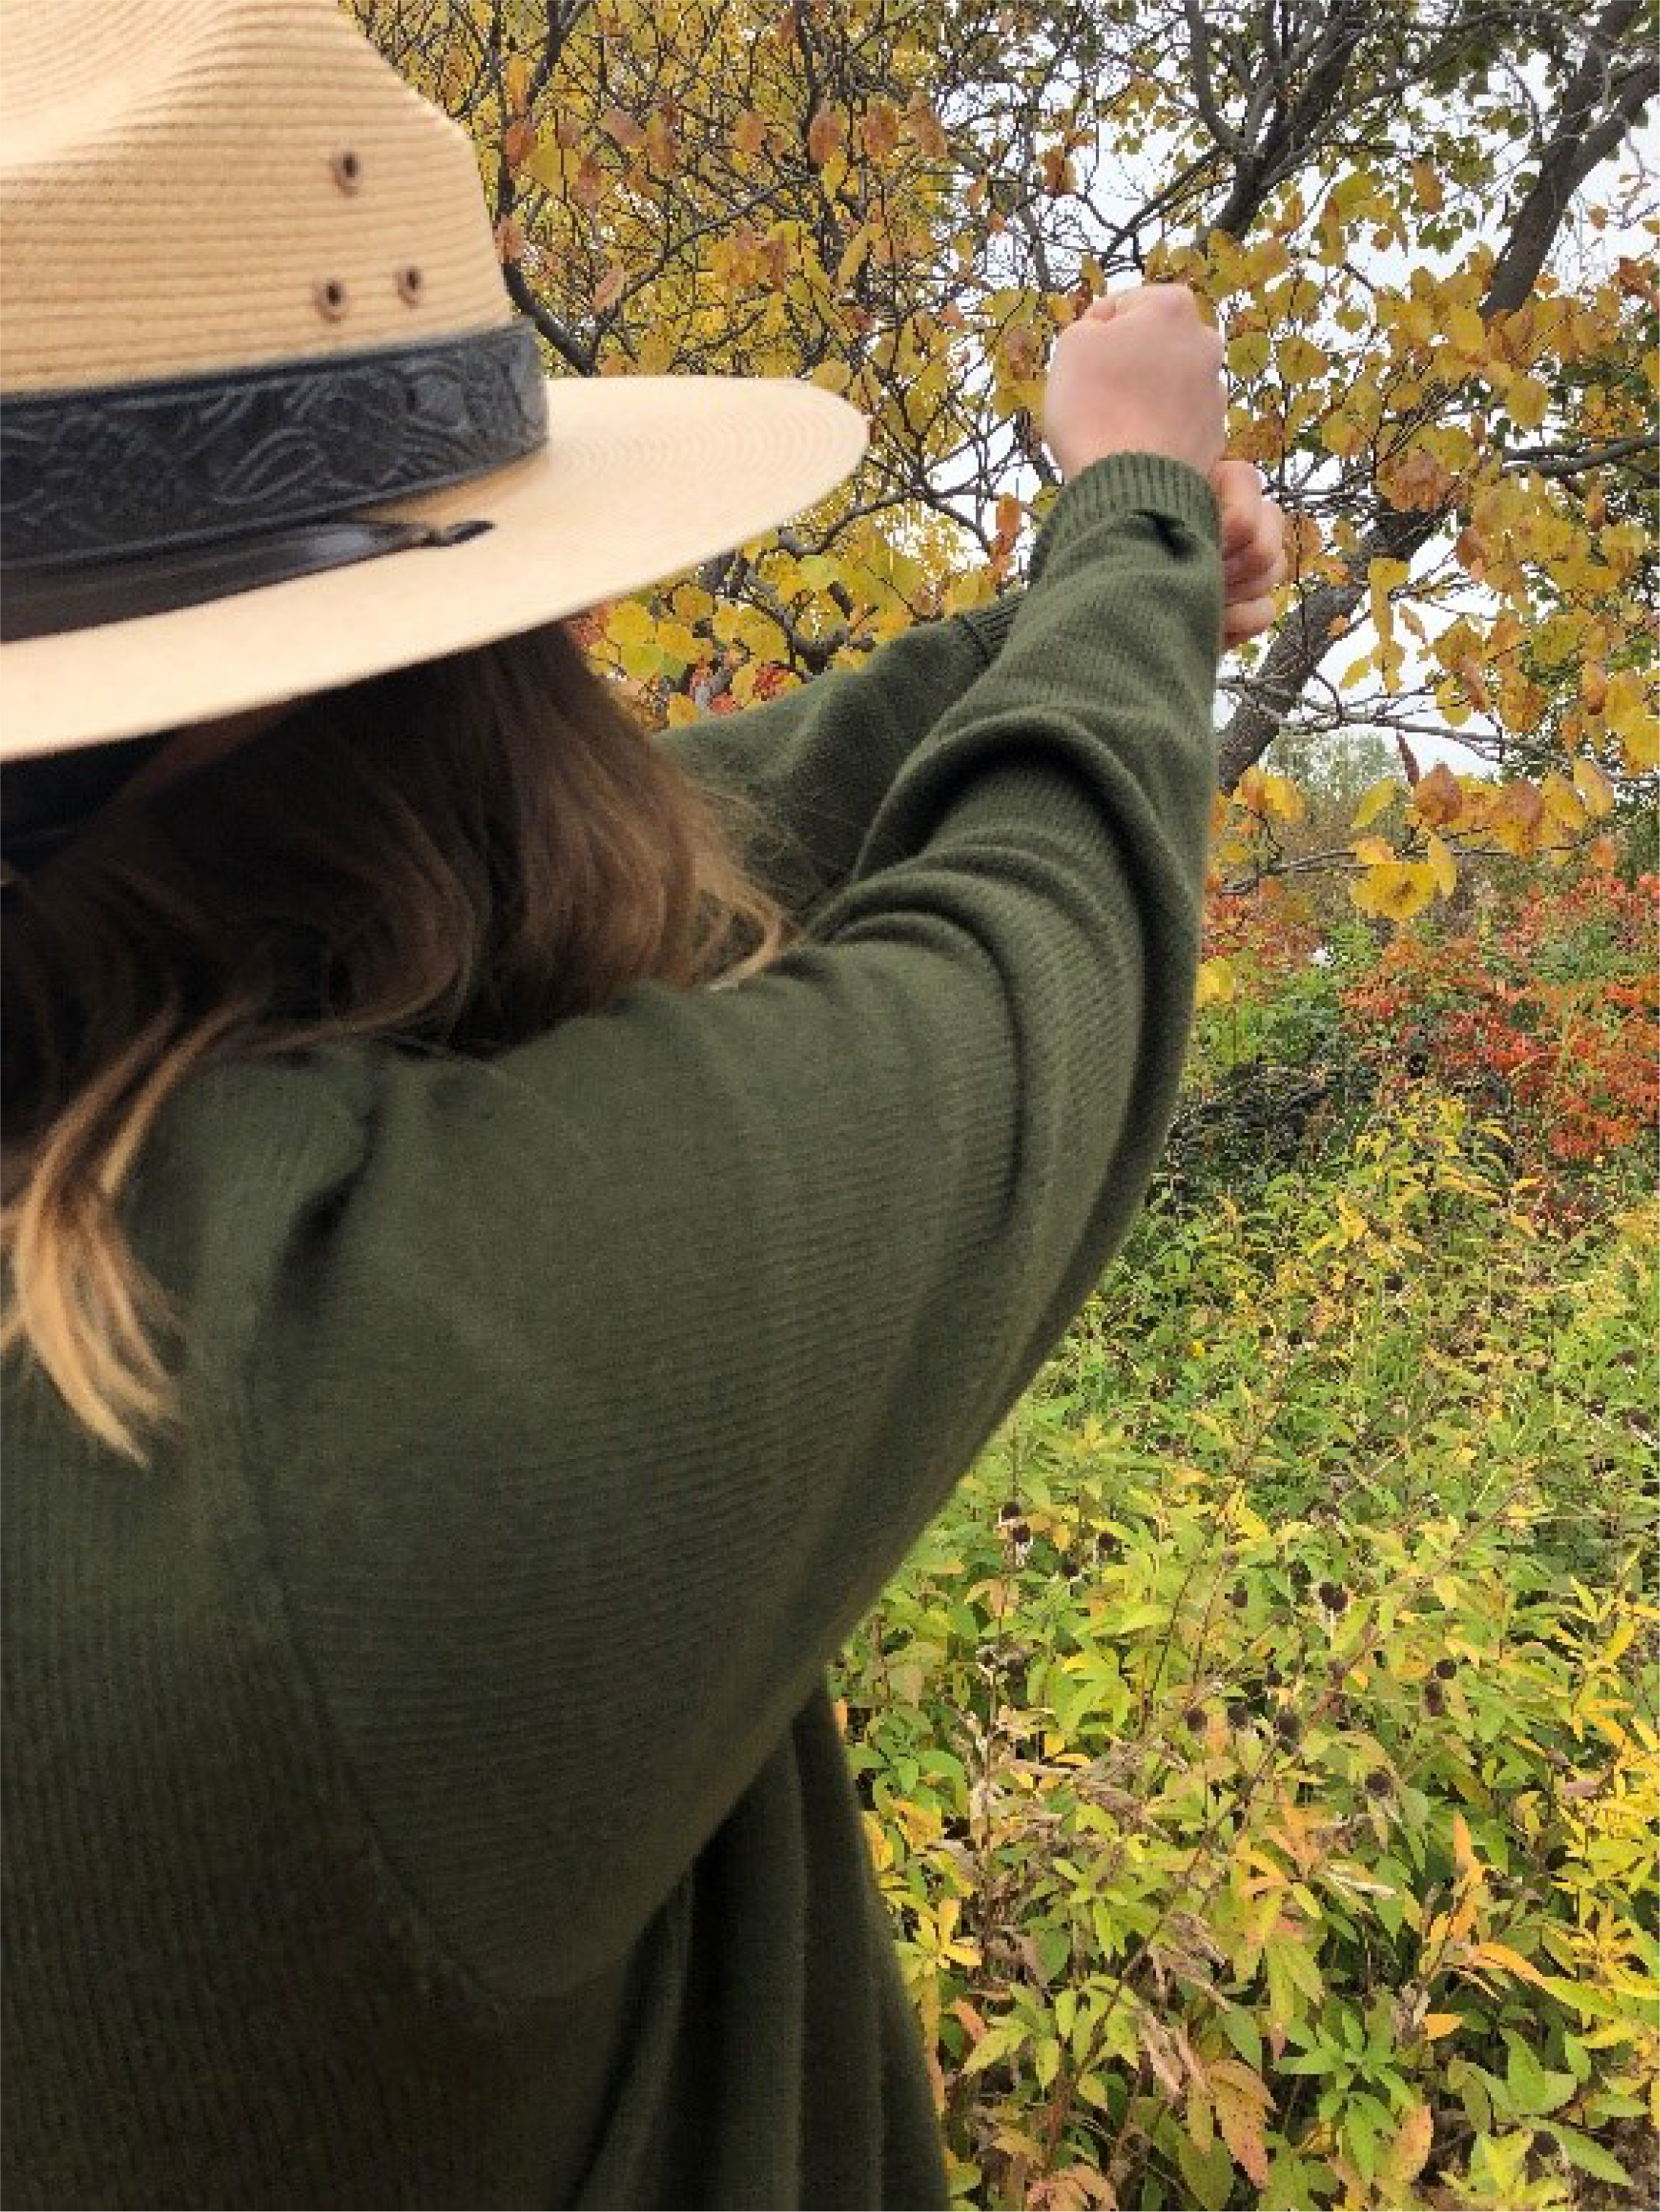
[1, 2, 1285, 2206]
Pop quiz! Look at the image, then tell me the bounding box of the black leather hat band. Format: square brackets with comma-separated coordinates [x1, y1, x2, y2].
[0, 321, 546, 638]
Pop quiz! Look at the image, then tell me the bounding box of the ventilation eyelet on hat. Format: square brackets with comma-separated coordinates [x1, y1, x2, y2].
[331, 148, 363, 192]
[396, 265, 424, 305]
[314, 278, 348, 320]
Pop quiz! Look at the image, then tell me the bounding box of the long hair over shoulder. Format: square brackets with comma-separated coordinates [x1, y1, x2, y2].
[1, 623, 790, 1461]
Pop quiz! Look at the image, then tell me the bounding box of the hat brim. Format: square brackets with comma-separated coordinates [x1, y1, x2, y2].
[0, 375, 868, 762]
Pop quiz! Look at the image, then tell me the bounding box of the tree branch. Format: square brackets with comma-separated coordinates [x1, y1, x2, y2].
[1215, 1, 1658, 792]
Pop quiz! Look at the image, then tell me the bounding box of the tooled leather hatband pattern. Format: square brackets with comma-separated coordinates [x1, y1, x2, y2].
[1, 322, 547, 568]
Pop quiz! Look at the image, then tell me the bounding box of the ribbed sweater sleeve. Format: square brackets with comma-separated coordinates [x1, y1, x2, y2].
[660, 596, 1021, 916]
[250, 453, 1222, 2002]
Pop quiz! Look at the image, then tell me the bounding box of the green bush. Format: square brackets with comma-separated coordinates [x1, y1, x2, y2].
[836, 1080, 1657, 2210]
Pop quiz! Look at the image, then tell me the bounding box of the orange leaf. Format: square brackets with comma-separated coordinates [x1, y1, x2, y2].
[645, 110, 678, 175]
[600, 105, 647, 153]
[1216, 2088, 1270, 2187]
[807, 105, 846, 168]
[1385, 2102, 1434, 2185]
[592, 267, 626, 314]
[1413, 762, 1464, 827]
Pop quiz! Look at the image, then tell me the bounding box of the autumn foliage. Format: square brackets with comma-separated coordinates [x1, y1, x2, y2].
[357, 0, 1657, 920]
[840, 887, 1656, 2210]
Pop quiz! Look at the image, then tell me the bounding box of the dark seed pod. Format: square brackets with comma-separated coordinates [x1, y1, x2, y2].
[1275, 1710, 1300, 1743]
[1184, 1705, 1206, 1733]
[1231, 1582, 1250, 1608]
[1365, 1769, 1392, 1797]
[1434, 1657, 1458, 1681]
[1004, 1519, 1030, 1546]
[998, 1499, 1023, 1526]
[1317, 1580, 1347, 1611]
[1424, 1682, 1446, 1716]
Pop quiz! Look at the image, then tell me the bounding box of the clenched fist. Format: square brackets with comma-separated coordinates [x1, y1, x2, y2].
[1042, 287, 1286, 647]
[1042, 285, 1226, 482]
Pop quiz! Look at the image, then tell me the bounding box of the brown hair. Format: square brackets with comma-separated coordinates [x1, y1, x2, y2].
[1, 623, 790, 1460]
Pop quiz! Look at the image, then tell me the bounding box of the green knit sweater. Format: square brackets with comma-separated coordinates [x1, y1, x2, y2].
[1, 454, 1221, 2210]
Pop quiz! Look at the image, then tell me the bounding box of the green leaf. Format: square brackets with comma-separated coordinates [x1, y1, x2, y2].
[1546, 2123, 1632, 2186]
[1035, 1926, 1070, 1982]
[1176, 2130, 1234, 2211]
[960, 2019, 1023, 2078]
[1344, 2098, 1380, 2184]
[1505, 2033, 1575, 2117]
[1221, 2007, 1263, 2074]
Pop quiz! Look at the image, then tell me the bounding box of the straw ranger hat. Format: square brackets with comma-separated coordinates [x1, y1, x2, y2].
[0, 0, 868, 768]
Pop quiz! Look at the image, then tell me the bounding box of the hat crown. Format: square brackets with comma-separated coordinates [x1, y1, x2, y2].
[0, 0, 509, 393]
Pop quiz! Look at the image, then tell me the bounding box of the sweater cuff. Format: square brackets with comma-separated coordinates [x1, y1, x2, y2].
[952, 595, 1024, 669]
[1031, 453, 1220, 586]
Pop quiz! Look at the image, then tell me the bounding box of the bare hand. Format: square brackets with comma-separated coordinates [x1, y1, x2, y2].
[1212, 458, 1287, 647]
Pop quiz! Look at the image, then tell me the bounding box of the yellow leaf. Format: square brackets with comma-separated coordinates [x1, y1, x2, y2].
[606, 598, 656, 650]
[1426, 833, 1456, 898]
[1572, 754, 1617, 817]
[1240, 769, 1306, 825]
[1352, 859, 1434, 923]
[1540, 774, 1585, 838]
[656, 619, 703, 667]
[1349, 835, 1395, 866]
[1452, 1812, 1476, 1877]
[505, 53, 532, 114]
[836, 226, 872, 291]
[1422, 2014, 1463, 2041]
[1352, 777, 1401, 829]
[1607, 669, 1658, 771]
[1469, 1940, 1552, 1989]
[1507, 375, 1551, 431]
[1196, 957, 1235, 1009]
